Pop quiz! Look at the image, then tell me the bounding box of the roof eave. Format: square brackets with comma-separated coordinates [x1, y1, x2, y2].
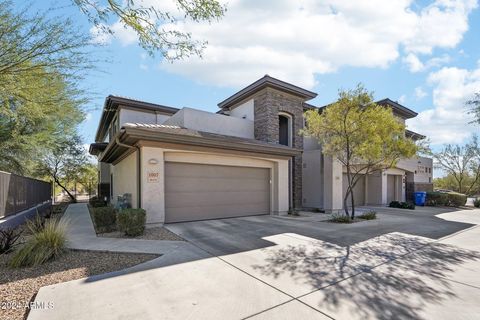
[218, 75, 317, 109]
[94, 95, 180, 143]
[100, 127, 301, 163]
[377, 98, 418, 119]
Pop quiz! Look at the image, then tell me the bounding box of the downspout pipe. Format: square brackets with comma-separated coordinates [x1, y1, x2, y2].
[115, 135, 142, 209]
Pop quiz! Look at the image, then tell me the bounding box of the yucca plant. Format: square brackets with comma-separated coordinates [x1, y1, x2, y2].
[9, 217, 68, 268]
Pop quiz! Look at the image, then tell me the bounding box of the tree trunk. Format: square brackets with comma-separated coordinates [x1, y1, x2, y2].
[350, 187, 356, 220]
[345, 167, 355, 220]
[343, 190, 350, 217]
[53, 176, 76, 202]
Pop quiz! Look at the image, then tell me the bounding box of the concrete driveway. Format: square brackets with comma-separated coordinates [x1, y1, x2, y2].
[165, 206, 474, 254]
[30, 207, 480, 320]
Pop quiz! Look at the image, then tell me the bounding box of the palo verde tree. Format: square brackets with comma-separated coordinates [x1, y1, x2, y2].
[303, 85, 418, 219]
[36, 135, 87, 202]
[433, 135, 480, 195]
[74, 0, 226, 60]
[0, 1, 91, 175]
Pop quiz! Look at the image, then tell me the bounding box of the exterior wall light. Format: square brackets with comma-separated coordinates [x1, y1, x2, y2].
[148, 158, 159, 165]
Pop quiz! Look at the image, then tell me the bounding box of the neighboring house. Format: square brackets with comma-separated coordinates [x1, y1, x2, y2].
[90, 75, 433, 225]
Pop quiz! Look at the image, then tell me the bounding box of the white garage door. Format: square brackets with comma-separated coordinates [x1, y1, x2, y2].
[165, 162, 270, 223]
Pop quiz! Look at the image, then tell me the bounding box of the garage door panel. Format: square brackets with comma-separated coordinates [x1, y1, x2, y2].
[342, 173, 365, 206]
[165, 191, 269, 208]
[165, 177, 269, 193]
[165, 162, 271, 223]
[165, 165, 269, 179]
[166, 203, 270, 223]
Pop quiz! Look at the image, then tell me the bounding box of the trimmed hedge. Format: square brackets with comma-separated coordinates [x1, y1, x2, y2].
[117, 209, 146, 237]
[91, 206, 117, 233]
[89, 196, 107, 208]
[474, 199, 480, 208]
[389, 201, 415, 210]
[426, 191, 467, 207]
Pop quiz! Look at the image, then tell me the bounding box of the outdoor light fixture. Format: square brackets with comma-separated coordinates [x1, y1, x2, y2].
[148, 158, 159, 165]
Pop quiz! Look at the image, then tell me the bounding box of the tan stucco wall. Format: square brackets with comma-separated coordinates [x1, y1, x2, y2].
[230, 99, 254, 121]
[163, 107, 254, 139]
[302, 150, 323, 208]
[98, 162, 111, 183]
[397, 156, 433, 183]
[112, 151, 138, 208]
[140, 146, 290, 224]
[323, 156, 343, 212]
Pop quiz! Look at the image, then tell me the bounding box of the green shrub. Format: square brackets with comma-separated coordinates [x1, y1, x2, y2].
[474, 199, 480, 208]
[288, 208, 300, 216]
[426, 192, 467, 207]
[90, 206, 117, 233]
[117, 208, 146, 236]
[9, 217, 67, 268]
[389, 201, 415, 210]
[0, 227, 23, 254]
[89, 196, 107, 208]
[26, 212, 45, 233]
[359, 210, 377, 220]
[330, 212, 352, 223]
[389, 201, 401, 208]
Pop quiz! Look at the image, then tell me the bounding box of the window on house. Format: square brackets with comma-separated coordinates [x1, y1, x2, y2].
[279, 113, 292, 146]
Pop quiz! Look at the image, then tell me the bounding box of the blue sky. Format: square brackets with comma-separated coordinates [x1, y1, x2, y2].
[17, 0, 480, 149]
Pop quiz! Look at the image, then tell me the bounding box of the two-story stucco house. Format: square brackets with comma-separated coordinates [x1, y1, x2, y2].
[89, 75, 433, 225]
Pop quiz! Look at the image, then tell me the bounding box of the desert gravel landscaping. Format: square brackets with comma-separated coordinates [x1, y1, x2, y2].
[0, 203, 159, 320]
[98, 226, 185, 241]
[0, 249, 158, 320]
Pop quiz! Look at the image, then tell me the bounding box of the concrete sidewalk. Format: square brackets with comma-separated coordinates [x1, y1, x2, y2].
[60, 203, 205, 257]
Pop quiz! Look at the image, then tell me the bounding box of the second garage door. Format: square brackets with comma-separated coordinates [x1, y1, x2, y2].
[165, 162, 271, 223]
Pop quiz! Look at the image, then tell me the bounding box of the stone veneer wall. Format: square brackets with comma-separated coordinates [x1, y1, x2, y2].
[253, 88, 304, 208]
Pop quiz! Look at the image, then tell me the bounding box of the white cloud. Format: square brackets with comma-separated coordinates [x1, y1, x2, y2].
[163, 0, 477, 88]
[403, 53, 451, 72]
[139, 63, 148, 71]
[414, 87, 428, 99]
[398, 94, 407, 104]
[404, 53, 425, 72]
[403, 0, 478, 54]
[96, 0, 478, 88]
[85, 112, 92, 121]
[408, 65, 480, 145]
[110, 22, 138, 46]
[90, 25, 112, 45]
[89, 22, 138, 46]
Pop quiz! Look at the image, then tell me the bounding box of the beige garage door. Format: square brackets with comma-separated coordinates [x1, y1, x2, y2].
[342, 173, 365, 206]
[165, 162, 270, 223]
[387, 175, 396, 204]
